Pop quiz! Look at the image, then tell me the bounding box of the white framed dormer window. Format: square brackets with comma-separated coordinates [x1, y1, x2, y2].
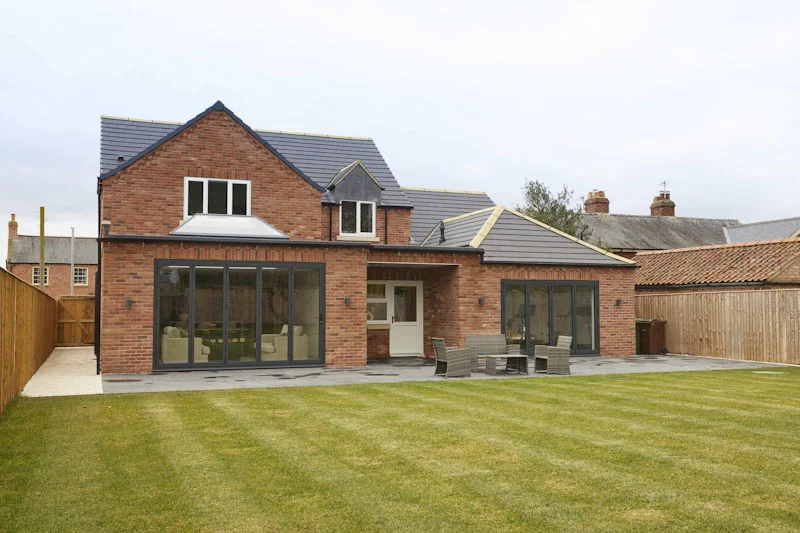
[184, 177, 251, 218]
[340, 200, 375, 237]
[33, 266, 49, 286]
[366, 281, 389, 324]
[73, 267, 89, 286]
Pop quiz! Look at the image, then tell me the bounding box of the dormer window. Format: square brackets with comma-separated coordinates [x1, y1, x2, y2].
[184, 177, 251, 218]
[340, 200, 375, 237]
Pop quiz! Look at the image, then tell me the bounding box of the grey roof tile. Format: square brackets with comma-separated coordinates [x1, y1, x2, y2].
[724, 216, 800, 243]
[9, 236, 97, 264]
[582, 214, 739, 251]
[100, 113, 412, 207]
[403, 188, 495, 244]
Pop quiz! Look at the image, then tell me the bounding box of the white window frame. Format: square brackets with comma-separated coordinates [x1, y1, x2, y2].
[73, 267, 89, 286]
[339, 200, 376, 237]
[33, 266, 49, 286]
[367, 281, 390, 324]
[183, 177, 251, 218]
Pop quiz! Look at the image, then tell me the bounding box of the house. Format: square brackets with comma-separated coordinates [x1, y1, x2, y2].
[634, 238, 800, 293]
[724, 216, 800, 244]
[6, 214, 97, 298]
[582, 190, 739, 258]
[96, 101, 636, 373]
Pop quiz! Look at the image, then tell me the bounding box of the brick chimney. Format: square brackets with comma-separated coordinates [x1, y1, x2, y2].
[650, 192, 676, 217]
[584, 190, 610, 214]
[8, 214, 17, 267]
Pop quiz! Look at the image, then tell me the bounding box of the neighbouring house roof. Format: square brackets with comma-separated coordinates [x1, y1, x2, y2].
[724, 216, 800, 244]
[8, 236, 98, 265]
[634, 238, 800, 287]
[170, 214, 288, 239]
[402, 187, 496, 244]
[422, 206, 634, 266]
[582, 213, 739, 251]
[100, 101, 412, 207]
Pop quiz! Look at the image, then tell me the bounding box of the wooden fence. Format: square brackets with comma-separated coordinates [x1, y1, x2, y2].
[56, 296, 95, 346]
[1, 268, 57, 416]
[636, 289, 800, 365]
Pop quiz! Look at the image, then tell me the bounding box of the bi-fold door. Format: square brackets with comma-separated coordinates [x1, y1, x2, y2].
[154, 260, 324, 369]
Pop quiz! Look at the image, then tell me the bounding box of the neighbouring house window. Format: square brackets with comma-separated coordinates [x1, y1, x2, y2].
[501, 280, 599, 355]
[73, 267, 89, 286]
[184, 177, 251, 218]
[366, 282, 389, 323]
[32, 266, 49, 285]
[340, 200, 375, 236]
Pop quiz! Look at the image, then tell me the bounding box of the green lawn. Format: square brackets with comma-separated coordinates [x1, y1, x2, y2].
[2, 369, 799, 532]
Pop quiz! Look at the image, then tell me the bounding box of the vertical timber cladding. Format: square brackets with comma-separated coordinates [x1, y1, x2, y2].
[100, 241, 369, 374]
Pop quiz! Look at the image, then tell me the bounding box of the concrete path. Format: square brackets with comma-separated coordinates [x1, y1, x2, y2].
[22, 347, 102, 397]
[101, 354, 781, 395]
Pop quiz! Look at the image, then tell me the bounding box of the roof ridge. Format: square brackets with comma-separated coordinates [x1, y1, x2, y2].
[16, 234, 97, 239]
[440, 206, 496, 223]
[469, 206, 504, 248]
[402, 187, 489, 195]
[583, 213, 739, 222]
[635, 237, 800, 256]
[726, 216, 800, 228]
[101, 115, 183, 126]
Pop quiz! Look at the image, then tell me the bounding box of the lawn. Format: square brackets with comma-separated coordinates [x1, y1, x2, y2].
[1, 369, 799, 532]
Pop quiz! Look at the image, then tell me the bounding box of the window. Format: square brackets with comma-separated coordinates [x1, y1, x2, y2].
[367, 282, 389, 323]
[184, 177, 251, 218]
[340, 200, 375, 236]
[73, 267, 89, 286]
[32, 266, 49, 285]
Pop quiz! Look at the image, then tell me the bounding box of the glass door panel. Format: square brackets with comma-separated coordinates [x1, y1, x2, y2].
[293, 269, 321, 362]
[157, 266, 190, 365]
[194, 267, 225, 364]
[228, 268, 257, 364]
[504, 284, 526, 351]
[261, 268, 290, 363]
[575, 285, 596, 351]
[552, 285, 573, 342]
[529, 285, 550, 351]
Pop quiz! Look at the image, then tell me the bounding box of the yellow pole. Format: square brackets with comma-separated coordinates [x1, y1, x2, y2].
[39, 206, 44, 291]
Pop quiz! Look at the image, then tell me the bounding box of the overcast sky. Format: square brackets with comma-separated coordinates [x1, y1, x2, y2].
[2, 1, 800, 264]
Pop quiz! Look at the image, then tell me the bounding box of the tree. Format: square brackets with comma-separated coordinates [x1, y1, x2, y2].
[517, 179, 592, 240]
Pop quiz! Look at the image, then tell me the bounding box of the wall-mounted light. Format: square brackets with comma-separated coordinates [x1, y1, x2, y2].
[616, 299, 623, 307]
[126, 298, 134, 310]
[101, 219, 111, 237]
[344, 297, 351, 307]
[478, 297, 485, 306]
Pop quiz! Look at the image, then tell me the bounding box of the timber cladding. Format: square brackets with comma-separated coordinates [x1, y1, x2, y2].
[1, 268, 57, 416]
[636, 289, 800, 365]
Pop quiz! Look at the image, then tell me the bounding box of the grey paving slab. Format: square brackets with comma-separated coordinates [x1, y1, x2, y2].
[101, 355, 783, 395]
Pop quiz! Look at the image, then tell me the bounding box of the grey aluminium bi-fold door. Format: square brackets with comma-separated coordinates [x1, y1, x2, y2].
[154, 260, 324, 369]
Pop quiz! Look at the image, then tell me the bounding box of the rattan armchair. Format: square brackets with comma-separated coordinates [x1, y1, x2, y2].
[534, 335, 572, 375]
[431, 337, 477, 378]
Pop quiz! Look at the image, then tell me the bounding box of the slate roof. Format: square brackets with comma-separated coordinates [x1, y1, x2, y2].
[634, 239, 800, 287]
[9, 236, 98, 264]
[582, 213, 739, 251]
[724, 216, 800, 244]
[402, 188, 496, 244]
[423, 206, 634, 266]
[100, 102, 412, 207]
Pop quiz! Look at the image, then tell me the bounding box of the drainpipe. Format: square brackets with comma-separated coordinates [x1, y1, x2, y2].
[95, 178, 102, 374]
[70, 227, 75, 296]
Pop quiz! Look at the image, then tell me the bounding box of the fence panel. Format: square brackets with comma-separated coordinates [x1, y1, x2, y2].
[636, 289, 800, 365]
[0, 268, 57, 416]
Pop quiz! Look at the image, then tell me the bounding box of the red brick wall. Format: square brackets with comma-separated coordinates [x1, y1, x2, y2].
[100, 241, 368, 373]
[8, 263, 96, 298]
[101, 110, 322, 240]
[367, 328, 390, 358]
[322, 204, 412, 245]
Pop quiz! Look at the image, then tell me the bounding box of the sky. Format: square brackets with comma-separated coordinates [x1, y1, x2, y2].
[2, 0, 800, 265]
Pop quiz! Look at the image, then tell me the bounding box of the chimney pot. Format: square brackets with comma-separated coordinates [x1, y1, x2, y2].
[584, 190, 610, 214]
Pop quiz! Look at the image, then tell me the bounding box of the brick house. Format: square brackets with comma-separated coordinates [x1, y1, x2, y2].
[6, 214, 97, 298]
[96, 101, 636, 374]
[582, 190, 739, 258]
